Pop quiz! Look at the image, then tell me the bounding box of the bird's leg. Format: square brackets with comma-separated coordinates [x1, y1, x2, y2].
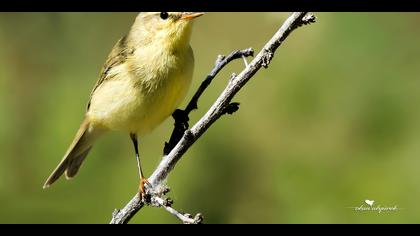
[130, 133, 150, 197]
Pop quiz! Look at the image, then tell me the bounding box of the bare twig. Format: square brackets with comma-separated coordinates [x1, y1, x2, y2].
[153, 196, 203, 224]
[110, 12, 315, 224]
[163, 48, 254, 155]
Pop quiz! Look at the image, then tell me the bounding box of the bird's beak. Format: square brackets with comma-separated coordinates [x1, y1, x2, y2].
[181, 12, 205, 21]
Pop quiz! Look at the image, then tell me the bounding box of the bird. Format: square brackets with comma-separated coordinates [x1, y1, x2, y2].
[43, 12, 204, 195]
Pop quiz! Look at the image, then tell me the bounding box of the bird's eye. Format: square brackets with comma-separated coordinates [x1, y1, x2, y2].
[160, 12, 169, 20]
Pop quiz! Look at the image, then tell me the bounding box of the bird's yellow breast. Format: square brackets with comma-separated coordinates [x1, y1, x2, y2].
[87, 45, 194, 136]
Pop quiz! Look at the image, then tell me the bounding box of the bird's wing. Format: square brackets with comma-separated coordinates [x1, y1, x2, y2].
[87, 36, 134, 110]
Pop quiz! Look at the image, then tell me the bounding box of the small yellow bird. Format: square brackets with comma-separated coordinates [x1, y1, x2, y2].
[44, 12, 204, 194]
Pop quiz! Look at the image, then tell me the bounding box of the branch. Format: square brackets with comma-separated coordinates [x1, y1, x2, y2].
[110, 12, 316, 224]
[152, 196, 203, 224]
[163, 48, 254, 155]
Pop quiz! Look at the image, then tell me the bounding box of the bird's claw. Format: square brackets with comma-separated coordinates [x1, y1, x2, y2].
[138, 178, 152, 201]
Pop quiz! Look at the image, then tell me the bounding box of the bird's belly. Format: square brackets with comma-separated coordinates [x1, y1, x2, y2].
[88, 67, 192, 136]
[129, 73, 192, 135]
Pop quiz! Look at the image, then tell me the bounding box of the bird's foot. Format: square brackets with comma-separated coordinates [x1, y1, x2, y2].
[138, 178, 152, 201]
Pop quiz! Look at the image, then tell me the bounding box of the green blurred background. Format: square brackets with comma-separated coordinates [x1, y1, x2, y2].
[1, 12, 420, 223]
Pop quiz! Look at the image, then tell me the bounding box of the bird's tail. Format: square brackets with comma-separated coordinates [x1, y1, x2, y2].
[43, 118, 104, 188]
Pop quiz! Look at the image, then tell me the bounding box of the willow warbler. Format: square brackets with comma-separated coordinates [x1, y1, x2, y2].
[44, 12, 204, 194]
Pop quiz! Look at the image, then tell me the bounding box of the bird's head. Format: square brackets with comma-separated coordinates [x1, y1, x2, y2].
[130, 12, 204, 50]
